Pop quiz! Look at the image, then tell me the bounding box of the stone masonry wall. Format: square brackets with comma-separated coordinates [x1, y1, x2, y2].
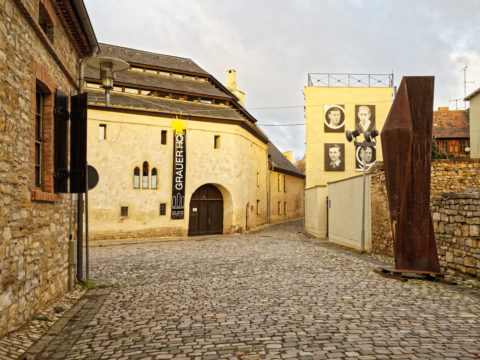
[431, 191, 480, 278]
[0, 0, 80, 336]
[371, 159, 480, 279]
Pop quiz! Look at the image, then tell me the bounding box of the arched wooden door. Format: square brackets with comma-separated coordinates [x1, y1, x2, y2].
[188, 184, 223, 236]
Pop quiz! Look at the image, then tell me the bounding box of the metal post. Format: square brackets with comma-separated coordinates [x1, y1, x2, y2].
[76, 194, 84, 282]
[361, 145, 366, 254]
[85, 163, 89, 280]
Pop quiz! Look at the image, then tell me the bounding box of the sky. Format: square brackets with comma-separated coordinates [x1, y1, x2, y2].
[84, 0, 480, 161]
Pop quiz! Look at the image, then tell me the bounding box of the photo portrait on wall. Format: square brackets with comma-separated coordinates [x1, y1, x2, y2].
[355, 105, 376, 133]
[324, 105, 345, 133]
[325, 143, 345, 171]
[355, 145, 376, 171]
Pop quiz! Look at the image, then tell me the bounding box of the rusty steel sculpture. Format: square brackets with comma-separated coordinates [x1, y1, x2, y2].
[380, 76, 442, 278]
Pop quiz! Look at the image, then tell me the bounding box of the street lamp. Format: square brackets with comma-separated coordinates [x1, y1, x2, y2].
[85, 56, 130, 106]
[345, 129, 379, 253]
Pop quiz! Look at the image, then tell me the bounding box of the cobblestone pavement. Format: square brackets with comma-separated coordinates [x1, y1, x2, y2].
[3, 220, 480, 359]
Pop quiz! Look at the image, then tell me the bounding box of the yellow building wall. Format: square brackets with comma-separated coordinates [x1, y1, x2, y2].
[469, 95, 480, 159]
[87, 109, 269, 239]
[304, 86, 392, 239]
[304, 87, 393, 188]
[268, 172, 304, 224]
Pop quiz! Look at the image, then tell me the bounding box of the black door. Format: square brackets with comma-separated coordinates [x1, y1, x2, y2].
[188, 184, 223, 236]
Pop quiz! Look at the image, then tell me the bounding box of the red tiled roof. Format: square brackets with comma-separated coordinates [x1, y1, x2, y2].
[432, 108, 469, 139]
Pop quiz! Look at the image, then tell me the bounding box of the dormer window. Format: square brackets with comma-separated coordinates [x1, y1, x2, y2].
[38, 2, 54, 43]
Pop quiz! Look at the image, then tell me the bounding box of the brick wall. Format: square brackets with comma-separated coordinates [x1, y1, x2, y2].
[0, 0, 82, 336]
[371, 159, 480, 278]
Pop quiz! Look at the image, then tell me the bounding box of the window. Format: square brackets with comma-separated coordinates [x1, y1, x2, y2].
[133, 167, 140, 189]
[35, 87, 44, 188]
[256, 200, 260, 215]
[38, 2, 54, 42]
[278, 202, 281, 215]
[142, 161, 149, 188]
[99, 124, 106, 140]
[284, 202, 287, 215]
[160, 203, 166, 216]
[121, 206, 128, 217]
[151, 168, 158, 189]
[161, 130, 167, 145]
[278, 174, 281, 192]
[214, 135, 221, 149]
[283, 175, 286, 193]
[460, 140, 469, 153]
[257, 172, 260, 187]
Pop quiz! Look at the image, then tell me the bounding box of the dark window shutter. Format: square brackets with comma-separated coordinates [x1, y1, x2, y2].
[54, 90, 69, 193]
[70, 93, 88, 193]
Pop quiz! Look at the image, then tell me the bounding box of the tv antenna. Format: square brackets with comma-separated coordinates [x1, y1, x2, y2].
[449, 98, 462, 110]
[463, 64, 474, 109]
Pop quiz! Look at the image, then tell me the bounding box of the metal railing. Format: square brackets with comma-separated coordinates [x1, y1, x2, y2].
[308, 73, 394, 88]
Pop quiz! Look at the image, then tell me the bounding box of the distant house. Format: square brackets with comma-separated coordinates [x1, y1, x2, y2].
[465, 88, 480, 158]
[268, 143, 305, 224]
[432, 107, 470, 158]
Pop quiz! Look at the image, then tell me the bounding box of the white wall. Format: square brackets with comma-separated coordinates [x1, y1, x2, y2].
[327, 174, 371, 251]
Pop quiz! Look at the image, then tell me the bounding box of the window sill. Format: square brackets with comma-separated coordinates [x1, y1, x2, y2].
[32, 190, 58, 202]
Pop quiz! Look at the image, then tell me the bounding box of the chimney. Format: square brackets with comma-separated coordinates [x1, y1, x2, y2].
[226, 69, 245, 106]
[283, 151, 293, 163]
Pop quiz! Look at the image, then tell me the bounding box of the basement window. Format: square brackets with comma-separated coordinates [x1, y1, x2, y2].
[160, 203, 166, 216]
[120, 206, 128, 217]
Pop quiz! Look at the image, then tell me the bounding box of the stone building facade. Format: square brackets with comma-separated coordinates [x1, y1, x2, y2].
[85, 44, 304, 240]
[371, 159, 480, 278]
[0, 0, 96, 336]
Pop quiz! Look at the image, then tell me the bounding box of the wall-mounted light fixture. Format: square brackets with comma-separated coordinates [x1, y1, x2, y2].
[85, 56, 129, 106]
[345, 128, 379, 253]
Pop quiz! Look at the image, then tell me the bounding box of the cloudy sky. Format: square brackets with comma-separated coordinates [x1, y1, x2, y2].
[84, 0, 480, 161]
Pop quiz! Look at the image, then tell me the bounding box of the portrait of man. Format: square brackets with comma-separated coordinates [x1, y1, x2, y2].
[355, 105, 376, 133]
[355, 145, 376, 171]
[325, 143, 345, 171]
[324, 105, 345, 133]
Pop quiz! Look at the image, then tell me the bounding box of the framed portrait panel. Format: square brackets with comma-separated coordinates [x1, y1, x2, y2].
[325, 143, 345, 171]
[355, 105, 376, 133]
[355, 145, 376, 171]
[324, 105, 345, 133]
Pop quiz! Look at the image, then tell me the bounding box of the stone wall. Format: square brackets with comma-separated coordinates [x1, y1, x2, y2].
[0, 0, 83, 336]
[371, 159, 480, 279]
[431, 191, 480, 278]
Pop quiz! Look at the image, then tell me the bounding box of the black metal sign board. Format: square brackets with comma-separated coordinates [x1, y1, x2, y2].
[171, 129, 186, 219]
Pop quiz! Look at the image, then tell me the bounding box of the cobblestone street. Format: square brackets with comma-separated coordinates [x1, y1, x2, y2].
[3, 220, 480, 359]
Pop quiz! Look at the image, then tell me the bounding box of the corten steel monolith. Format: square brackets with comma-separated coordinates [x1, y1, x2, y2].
[380, 76, 441, 274]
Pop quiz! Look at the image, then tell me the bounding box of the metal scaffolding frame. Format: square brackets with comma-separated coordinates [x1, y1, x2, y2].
[308, 73, 394, 88]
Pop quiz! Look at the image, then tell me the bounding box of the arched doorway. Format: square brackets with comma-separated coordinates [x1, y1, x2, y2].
[188, 184, 223, 236]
